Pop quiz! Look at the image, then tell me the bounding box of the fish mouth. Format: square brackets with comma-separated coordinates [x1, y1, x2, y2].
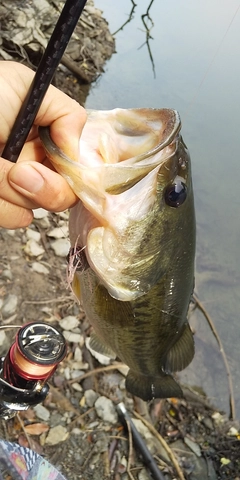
[39, 108, 187, 301]
[39, 108, 181, 198]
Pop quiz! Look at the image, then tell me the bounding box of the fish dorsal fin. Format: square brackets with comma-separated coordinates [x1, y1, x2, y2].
[89, 332, 116, 359]
[164, 323, 194, 373]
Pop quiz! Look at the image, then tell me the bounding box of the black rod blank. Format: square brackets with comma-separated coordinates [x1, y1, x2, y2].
[2, 0, 88, 163]
[117, 402, 166, 480]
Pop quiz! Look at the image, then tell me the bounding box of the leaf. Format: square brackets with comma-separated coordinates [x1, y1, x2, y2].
[220, 457, 231, 465]
[24, 423, 49, 435]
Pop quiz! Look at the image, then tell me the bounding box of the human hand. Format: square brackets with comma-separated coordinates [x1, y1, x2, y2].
[0, 61, 86, 229]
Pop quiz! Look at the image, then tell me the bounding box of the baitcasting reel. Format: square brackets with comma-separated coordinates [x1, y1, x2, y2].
[0, 322, 67, 419]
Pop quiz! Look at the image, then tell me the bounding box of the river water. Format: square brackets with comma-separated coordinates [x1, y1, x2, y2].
[85, 0, 240, 418]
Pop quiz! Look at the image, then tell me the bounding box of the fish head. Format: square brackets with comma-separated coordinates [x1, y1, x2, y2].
[39, 108, 194, 301]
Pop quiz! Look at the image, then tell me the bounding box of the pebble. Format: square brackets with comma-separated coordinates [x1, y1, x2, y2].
[1, 294, 18, 318]
[34, 404, 50, 422]
[63, 331, 83, 343]
[72, 428, 82, 435]
[54, 211, 69, 221]
[71, 370, 84, 379]
[47, 226, 68, 238]
[26, 228, 41, 242]
[59, 315, 79, 331]
[33, 208, 49, 219]
[184, 436, 201, 457]
[85, 389, 99, 408]
[0, 330, 7, 346]
[138, 468, 152, 480]
[2, 269, 13, 281]
[74, 346, 83, 362]
[51, 238, 70, 257]
[228, 426, 239, 436]
[24, 239, 45, 257]
[71, 382, 83, 392]
[64, 367, 71, 380]
[31, 262, 50, 275]
[172, 439, 217, 480]
[45, 425, 69, 445]
[5, 230, 16, 237]
[95, 396, 118, 424]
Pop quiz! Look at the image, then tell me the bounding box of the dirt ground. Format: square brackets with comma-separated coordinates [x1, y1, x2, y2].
[0, 1, 240, 479]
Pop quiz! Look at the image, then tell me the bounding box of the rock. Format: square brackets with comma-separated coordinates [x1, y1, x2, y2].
[31, 262, 49, 275]
[184, 436, 201, 457]
[171, 439, 217, 480]
[47, 226, 68, 238]
[201, 416, 214, 430]
[59, 315, 79, 331]
[71, 370, 84, 379]
[51, 238, 70, 257]
[54, 211, 69, 221]
[63, 331, 83, 343]
[71, 382, 83, 392]
[1, 294, 18, 317]
[95, 396, 118, 424]
[33, 208, 49, 219]
[85, 389, 99, 408]
[26, 228, 41, 242]
[0, 330, 7, 346]
[64, 367, 71, 381]
[45, 425, 69, 445]
[74, 346, 83, 362]
[138, 468, 152, 480]
[5, 230, 16, 237]
[34, 404, 50, 422]
[1, 269, 13, 281]
[24, 239, 45, 257]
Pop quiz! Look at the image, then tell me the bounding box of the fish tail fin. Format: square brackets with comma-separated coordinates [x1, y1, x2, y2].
[164, 323, 194, 372]
[126, 370, 183, 401]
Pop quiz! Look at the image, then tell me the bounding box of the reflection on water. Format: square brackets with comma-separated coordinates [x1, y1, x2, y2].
[112, 0, 156, 76]
[86, 0, 240, 418]
[112, 0, 137, 35]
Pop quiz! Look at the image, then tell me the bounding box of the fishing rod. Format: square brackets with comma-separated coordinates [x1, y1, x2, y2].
[0, 323, 66, 419]
[2, 0, 88, 163]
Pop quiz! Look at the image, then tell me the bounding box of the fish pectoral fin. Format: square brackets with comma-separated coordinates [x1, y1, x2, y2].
[89, 332, 116, 359]
[125, 371, 183, 401]
[164, 323, 194, 373]
[72, 273, 81, 301]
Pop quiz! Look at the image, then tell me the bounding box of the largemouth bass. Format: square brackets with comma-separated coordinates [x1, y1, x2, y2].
[39, 108, 196, 401]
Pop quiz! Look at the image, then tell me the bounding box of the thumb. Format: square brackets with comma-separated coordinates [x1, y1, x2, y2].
[8, 161, 77, 211]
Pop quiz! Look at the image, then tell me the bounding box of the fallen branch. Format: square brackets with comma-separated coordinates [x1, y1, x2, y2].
[133, 410, 185, 480]
[193, 294, 235, 420]
[68, 362, 126, 384]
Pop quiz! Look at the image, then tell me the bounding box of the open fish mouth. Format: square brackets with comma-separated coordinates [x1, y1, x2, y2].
[39, 108, 188, 301]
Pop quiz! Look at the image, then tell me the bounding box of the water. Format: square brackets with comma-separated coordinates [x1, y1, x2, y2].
[86, 0, 240, 417]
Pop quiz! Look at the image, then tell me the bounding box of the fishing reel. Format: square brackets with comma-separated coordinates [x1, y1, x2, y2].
[0, 322, 67, 420]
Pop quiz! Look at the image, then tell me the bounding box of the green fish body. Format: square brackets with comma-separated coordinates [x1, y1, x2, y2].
[39, 108, 196, 401]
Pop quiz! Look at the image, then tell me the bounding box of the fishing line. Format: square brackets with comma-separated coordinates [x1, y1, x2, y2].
[183, 3, 240, 121]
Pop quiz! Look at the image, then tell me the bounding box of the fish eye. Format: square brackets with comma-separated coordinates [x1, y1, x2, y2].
[164, 181, 187, 207]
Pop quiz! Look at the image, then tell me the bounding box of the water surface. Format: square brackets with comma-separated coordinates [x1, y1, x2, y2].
[86, 0, 240, 417]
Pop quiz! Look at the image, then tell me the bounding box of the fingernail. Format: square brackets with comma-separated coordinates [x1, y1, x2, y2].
[9, 164, 45, 193]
